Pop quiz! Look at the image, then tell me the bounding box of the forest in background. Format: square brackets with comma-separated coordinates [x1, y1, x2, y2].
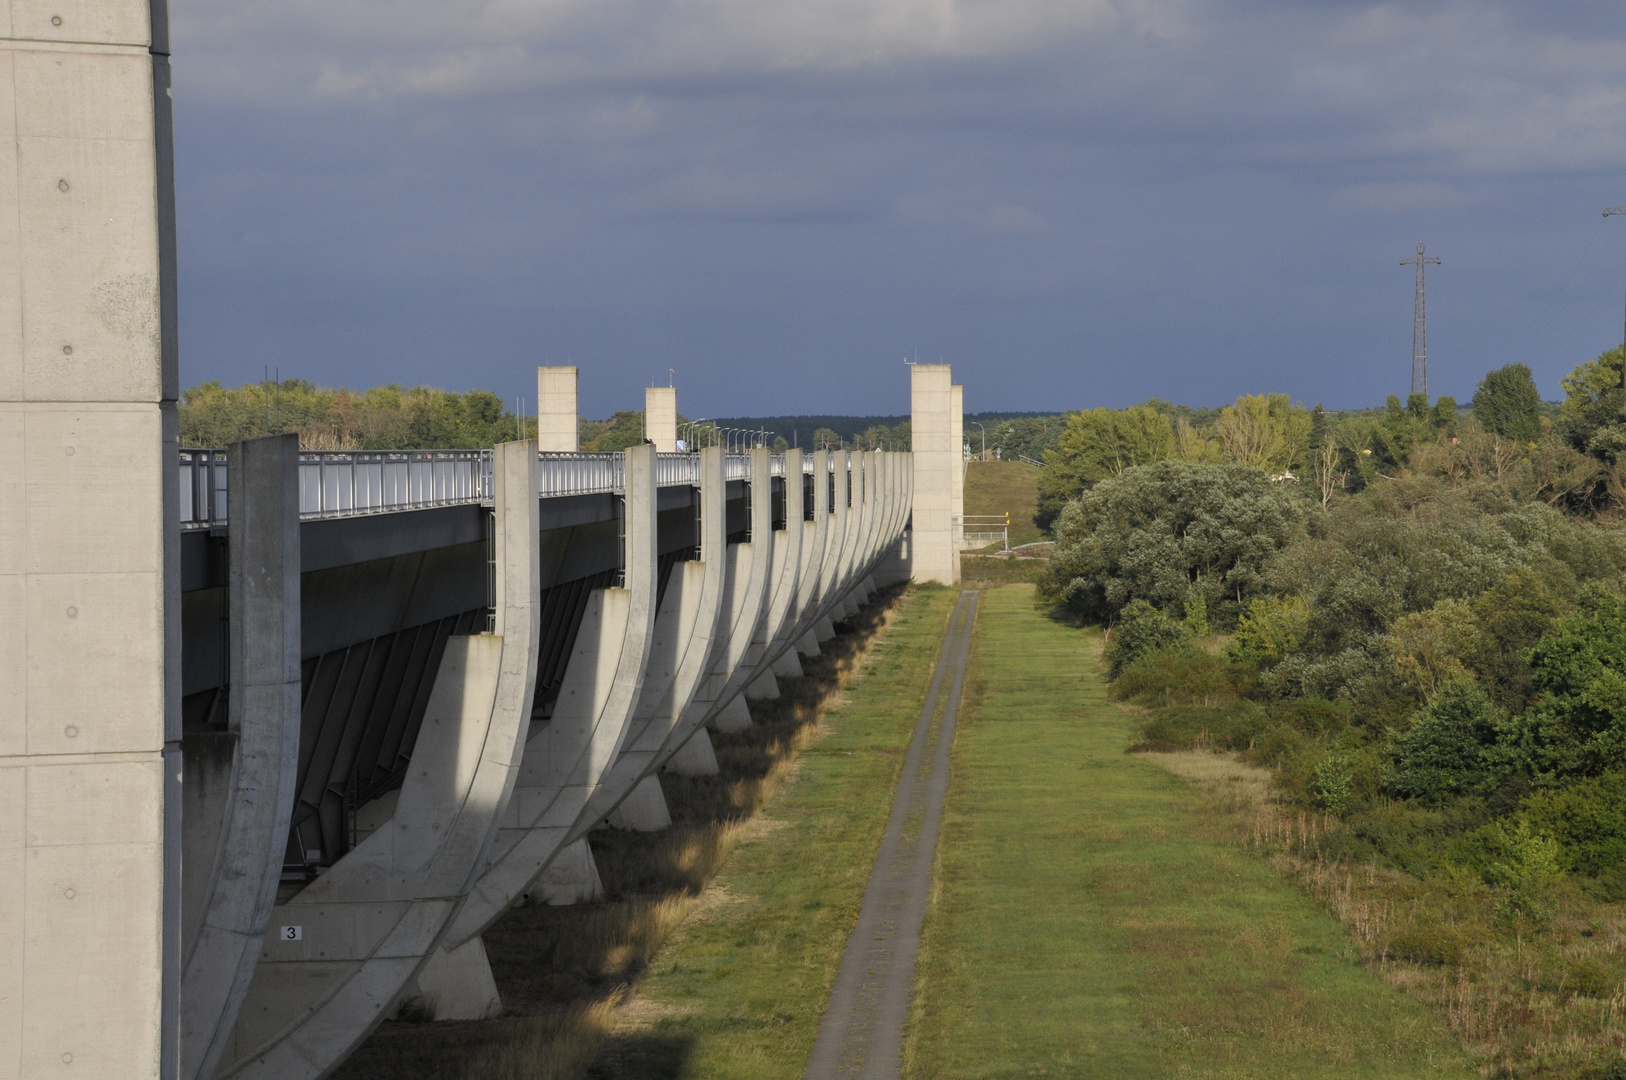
[1037, 348, 1626, 1078]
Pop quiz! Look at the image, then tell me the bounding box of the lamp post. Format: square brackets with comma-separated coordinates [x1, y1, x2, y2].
[970, 421, 986, 459]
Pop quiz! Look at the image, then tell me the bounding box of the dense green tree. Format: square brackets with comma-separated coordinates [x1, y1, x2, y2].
[1521, 770, 1626, 895]
[1214, 393, 1312, 473]
[1472, 364, 1542, 444]
[1036, 405, 1175, 529]
[1044, 460, 1307, 626]
[1104, 599, 1190, 677]
[1384, 680, 1505, 803]
[1504, 591, 1626, 782]
[1556, 346, 1626, 462]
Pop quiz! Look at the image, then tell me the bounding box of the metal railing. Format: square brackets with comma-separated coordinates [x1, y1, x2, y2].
[179, 448, 755, 528]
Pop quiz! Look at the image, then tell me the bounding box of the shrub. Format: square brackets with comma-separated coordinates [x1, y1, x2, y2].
[1111, 648, 1251, 706]
[1504, 590, 1626, 782]
[1104, 600, 1189, 677]
[1311, 749, 1353, 815]
[1384, 598, 1486, 698]
[1223, 595, 1309, 670]
[1456, 819, 1563, 926]
[1133, 701, 1270, 754]
[1388, 922, 1470, 966]
[1521, 770, 1626, 894]
[1384, 680, 1505, 804]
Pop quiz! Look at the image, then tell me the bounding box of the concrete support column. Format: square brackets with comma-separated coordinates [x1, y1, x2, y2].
[606, 775, 671, 832]
[533, 838, 603, 906]
[537, 366, 578, 452]
[663, 727, 719, 776]
[180, 433, 302, 1080]
[1, 0, 182, 1073]
[910, 364, 960, 584]
[645, 386, 677, 452]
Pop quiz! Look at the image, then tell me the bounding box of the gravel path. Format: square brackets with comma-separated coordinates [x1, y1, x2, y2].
[802, 589, 980, 1080]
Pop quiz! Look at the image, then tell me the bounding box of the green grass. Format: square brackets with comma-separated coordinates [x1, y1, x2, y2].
[907, 585, 1477, 1080]
[963, 460, 1044, 547]
[579, 585, 964, 1079]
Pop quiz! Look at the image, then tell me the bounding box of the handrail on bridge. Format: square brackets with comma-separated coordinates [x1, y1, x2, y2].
[177, 447, 861, 529]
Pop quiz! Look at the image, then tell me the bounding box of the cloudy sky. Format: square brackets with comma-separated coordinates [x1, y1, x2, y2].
[170, 0, 1626, 417]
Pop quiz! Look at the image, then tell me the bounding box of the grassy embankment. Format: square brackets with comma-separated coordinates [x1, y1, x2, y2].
[1121, 666, 1626, 1077]
[962, 460, 1048, 586]
[332, 585, 959, 1080]
[908, 585, 1476, 1079]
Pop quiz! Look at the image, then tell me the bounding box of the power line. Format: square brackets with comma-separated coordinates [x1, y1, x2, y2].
[1400, 242, 1441, 396]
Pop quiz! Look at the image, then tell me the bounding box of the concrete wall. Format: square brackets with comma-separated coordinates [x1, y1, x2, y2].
[645, 387, 677, 452]
[0, 0, 182, 1074]
[909, 365, 959, 584]
[536, 366, 578, 452]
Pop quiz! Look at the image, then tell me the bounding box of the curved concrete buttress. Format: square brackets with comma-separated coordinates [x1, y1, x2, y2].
[216, 440, 542, 1079]
[829, 452, 868, 619]
[778, 449, 832, 666]
[181, 435, 304, 1080]
[691, 447, 776, 732]
[826, 452, 857, 599]
[572, 447, 729, 825]
[431, 446, 659, 961]
[742, 449, 806, 699]
[809, 451, 846, 643]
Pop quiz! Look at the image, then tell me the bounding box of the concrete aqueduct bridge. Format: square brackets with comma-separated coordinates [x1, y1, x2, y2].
[164, 431, 916, 1079]
[0, 0, 962, 1062]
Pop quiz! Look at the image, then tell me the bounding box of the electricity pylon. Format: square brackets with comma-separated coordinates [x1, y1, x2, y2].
[1605, 206, 1626, 388]
[1400, 242, 1441, 396]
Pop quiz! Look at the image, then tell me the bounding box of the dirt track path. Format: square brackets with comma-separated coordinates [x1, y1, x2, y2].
[801, 589, 979, 1080]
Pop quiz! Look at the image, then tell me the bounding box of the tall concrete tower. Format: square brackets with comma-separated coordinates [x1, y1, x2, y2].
[910, 364, 962, 585]
[645, 387, 677, 452]
[536, 366, 579, 452]
[1, 0, 183, 1074]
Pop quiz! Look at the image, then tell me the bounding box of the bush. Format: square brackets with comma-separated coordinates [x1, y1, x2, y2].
[1503, 590, 1626, 782]
[1521, 770, 1626, 895]
[1111, 648, 1251, 706]
[1133, 701, 1270, 754]
[1223, 595, 1309, 670]
[1384, 680, 1505, 804]
[1104, 600, 1189, 677]
[1455, 819, 1563, 926]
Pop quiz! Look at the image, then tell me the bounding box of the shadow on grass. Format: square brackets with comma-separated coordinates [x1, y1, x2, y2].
[330, 586, 907, 1080]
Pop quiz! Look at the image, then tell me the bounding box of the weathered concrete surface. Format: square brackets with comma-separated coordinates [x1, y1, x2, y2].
[662, 728, 719, 777]
[181, 434, 302, 1080]
[441, 446, 659, 956]
[568, 447, 729, 836]
[217, 441, 541, 1078]
[605, 776, 672, 832]
[536, 366, 578, 452]
[0, 0, 182, 1072]
[910, 365, 960, 585]
[645, 386, 677, 452]
[532, 837, 603, 906]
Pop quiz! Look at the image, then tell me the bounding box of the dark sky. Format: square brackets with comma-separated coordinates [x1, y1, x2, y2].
[170, 0, 1626, 418]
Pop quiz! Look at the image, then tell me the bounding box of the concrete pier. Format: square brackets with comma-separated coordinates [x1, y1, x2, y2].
[537, 366, 579, 452]
[910, 365, 962, 585]
[1, 0, 182, 1071]
[645, 386, 677, 452]
[180, 434, 301, 1080]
